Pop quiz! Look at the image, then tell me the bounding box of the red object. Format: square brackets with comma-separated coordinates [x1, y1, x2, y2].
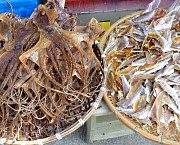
[65, 0, 174, 13]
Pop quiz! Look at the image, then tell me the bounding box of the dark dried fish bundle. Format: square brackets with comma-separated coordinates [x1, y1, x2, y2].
[0, 0, 104, 141]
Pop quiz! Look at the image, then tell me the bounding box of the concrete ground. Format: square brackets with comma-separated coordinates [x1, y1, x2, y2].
[48, 125, 158, 145]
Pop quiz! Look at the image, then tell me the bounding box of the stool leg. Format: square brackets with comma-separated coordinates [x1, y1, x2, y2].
[86, 115, 96, 143]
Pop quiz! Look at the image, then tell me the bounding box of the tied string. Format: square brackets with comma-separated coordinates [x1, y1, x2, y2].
[4, 0, 14, 14]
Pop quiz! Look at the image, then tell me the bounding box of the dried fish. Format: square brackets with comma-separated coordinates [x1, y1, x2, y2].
[120, 75, 130, 97]
[104, 0, 180, 135]
[157, 79, 179, 107]
[122, 84, 143, 107]
[132, 106, 151, 120]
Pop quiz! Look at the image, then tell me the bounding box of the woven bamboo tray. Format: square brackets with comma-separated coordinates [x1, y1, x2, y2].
[0, 44, 105, 145]
[100, 11, 180, 145]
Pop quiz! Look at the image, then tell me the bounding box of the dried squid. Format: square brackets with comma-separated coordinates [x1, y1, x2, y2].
[0, 0, 104, 141]
[104, 0, 180, 137]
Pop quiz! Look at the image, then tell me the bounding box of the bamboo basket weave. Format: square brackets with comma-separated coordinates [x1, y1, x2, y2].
[100, 11, 180, 145]
[0, 44, 105, 145]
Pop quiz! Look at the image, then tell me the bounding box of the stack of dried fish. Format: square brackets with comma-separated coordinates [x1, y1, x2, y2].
[104, 0, 180, 135]
[0, 0, 104, 141]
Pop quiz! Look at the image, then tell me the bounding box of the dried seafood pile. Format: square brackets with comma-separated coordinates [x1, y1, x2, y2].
[0, 0, 104, 141]
[104, 0, 180, 135]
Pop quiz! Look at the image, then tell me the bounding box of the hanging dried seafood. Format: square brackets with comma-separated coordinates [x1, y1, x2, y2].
[103, 0, 180, 136]
[0, 0, 104, 141]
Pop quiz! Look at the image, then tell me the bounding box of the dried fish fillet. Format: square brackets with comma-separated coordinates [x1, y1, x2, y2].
[104, 0, 180, 136]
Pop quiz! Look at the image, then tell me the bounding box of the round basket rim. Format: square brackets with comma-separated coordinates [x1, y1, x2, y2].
[100, 10, 180, 145]
[0, 45, 105, 145]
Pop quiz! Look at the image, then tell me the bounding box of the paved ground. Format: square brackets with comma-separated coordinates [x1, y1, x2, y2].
[49, 125, 158, 145]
